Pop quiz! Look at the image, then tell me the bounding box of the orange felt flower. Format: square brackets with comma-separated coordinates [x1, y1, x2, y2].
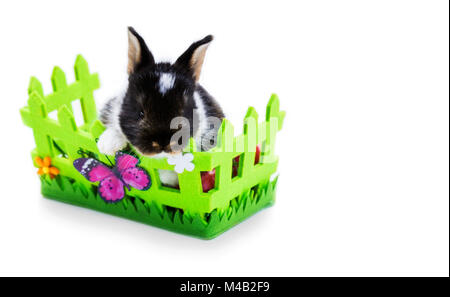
[35, 156, 60, 179]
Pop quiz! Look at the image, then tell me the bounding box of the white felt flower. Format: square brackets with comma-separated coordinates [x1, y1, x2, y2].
[167, 153, 195, 174]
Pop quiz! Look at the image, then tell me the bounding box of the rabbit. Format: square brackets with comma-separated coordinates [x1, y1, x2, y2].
[98, 27, 224, 186]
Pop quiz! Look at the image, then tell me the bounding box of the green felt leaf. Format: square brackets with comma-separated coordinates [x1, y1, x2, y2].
[41, 175, 278, 239]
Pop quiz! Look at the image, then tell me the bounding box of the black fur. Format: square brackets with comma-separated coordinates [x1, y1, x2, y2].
[127, 27, 155, 72]
[101, 27, 224, 156]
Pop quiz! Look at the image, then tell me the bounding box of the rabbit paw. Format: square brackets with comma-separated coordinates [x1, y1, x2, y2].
[97, 128, 127, 155]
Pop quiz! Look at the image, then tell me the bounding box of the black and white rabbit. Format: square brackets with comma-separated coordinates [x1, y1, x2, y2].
[98, 27, 224, 156]
[98, 27, 224, 185]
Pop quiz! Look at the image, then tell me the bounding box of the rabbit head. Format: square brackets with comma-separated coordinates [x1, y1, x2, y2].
[119, 27, 214, 156]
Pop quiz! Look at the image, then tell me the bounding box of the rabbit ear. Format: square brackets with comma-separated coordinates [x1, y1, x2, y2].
[174, 35, 213, 82]
[127, 27, 155, 74]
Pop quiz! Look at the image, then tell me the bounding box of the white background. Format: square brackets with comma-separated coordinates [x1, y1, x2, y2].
[0, 0, 448, 276]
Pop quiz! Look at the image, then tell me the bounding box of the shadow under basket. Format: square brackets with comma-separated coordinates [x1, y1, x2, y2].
[20, 55, 285, 239]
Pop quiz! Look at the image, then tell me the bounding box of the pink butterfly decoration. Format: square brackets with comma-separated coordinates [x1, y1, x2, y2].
[73, 152, 151, 203]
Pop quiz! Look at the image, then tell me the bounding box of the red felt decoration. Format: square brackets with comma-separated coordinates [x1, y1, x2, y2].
[201, 145, 261, 192]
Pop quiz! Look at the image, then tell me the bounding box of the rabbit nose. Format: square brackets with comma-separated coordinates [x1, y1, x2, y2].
[151, 141, 161, 150]
[164, 141, 179, 152]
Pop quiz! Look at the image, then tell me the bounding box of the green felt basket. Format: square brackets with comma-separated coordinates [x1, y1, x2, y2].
[20, 55, 285, 239]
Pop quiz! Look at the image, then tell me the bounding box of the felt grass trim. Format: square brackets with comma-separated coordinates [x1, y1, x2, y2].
[41, 175, 278, 239]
